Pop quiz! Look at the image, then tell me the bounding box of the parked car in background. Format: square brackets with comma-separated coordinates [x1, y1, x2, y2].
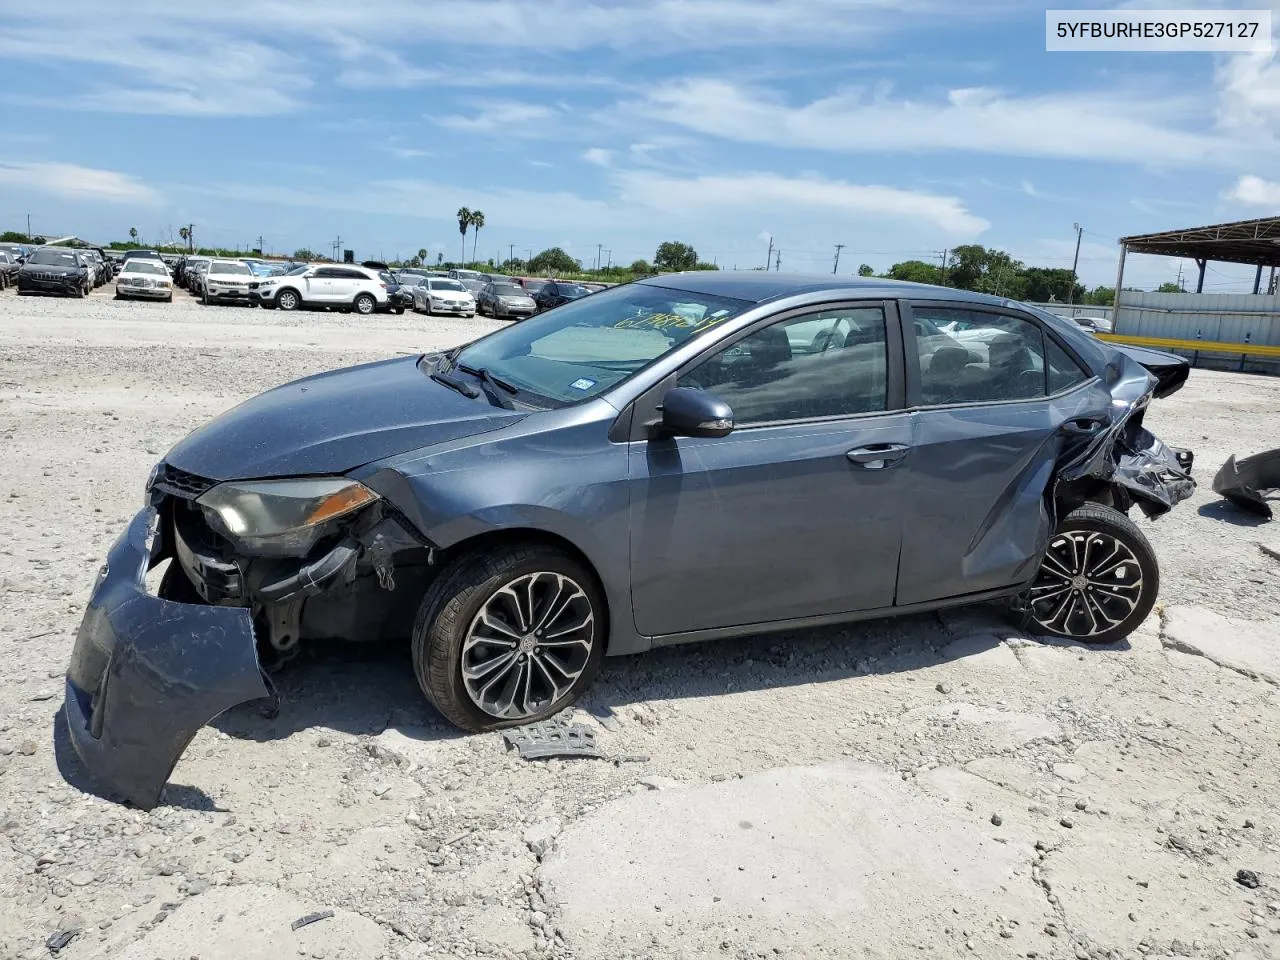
[448, 268, 485, 284]
[533, 279, 590, 311]
[17, 247, 92, 297]
[115, 259, 174, 301]
[477, 281, 537, 320]
[411, 276, 476, 317]
[123, 250, 166, 269]
[0, 243, 26, 264]
[250, 264, 388, 314]
[202, 259, 256, 305]
[515, 277, 548, 296]
[459, 279, 486, 297]
[84, 250, 108, 287]
[186, 259, 212, 296]
[478, 273, 515, 285]
[0, 251, 20, 289]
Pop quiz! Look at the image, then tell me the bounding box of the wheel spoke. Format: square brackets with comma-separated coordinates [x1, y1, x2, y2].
[465, 648, 518, 686]
[1040, 549, 1075, 580]
[544, 609, 594, 640]
[475, 611, 522, 643]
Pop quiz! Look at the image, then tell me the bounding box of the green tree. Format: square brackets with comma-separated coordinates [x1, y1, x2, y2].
[178, 226, 191, 252]
[1083, 286, 1115, 306]
[653, 241, 698, 271]
[417, 248, 428, 266]
[857, 263, 875, 277]
[128, 227, 138, 243]
[1021, 267, 1083, 304]
[886, 260, 943, 284]
[0, 230, 29, 243]
[469, 210, 485, 264]
[1156, 281, 1185, 293]
[528, 247, 580, 274]
[629, 259, 651, 274]
[456, 207, 471, 265]
[436, 251, 444, 266]
[293, 248, 318, 260]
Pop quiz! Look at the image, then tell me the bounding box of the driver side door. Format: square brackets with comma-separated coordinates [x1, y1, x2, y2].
[627, 302, 910, 638]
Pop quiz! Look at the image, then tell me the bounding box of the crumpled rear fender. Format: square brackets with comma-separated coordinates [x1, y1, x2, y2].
[64, 508, 268, 809]
[1213, 448, 1280, 518]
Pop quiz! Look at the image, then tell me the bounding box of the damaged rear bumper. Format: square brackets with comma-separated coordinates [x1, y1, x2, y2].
[63, 507, 268, 809]
[1213, 448, 1280, 519]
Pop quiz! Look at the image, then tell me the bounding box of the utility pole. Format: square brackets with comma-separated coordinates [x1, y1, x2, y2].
[595, 243, 603, 273]
[1068, 223, 1083, 304]
[257, 235, 264, 255]
[774, 249, 781, 271]
[832, 243, 845, 274]
[605, 249, 612, 272]
[938, 249, 949, 286]
[765, 235, 773, 271]
[26, 213, 31, 240]
[1175, 262, 1184, 292]
[508, 244, 515, 266]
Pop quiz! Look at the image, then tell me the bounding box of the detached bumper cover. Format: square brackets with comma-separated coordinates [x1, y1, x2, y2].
[64, 507, 267, 809]
[1213, 448, 1280, 519]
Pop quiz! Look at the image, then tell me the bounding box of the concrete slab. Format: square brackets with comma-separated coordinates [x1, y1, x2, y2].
[1162, 606, 1280, 685]
[541, 760, 1050, 958]
[114, 884, 385, 960]
[897, 702, 1061, 752]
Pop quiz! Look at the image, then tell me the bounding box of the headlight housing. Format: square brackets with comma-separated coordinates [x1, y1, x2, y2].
[196, 477, 378, 556]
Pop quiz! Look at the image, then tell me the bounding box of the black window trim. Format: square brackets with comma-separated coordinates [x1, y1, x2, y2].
[620, 298, 905, 441]
[898, 299, 1098, 411]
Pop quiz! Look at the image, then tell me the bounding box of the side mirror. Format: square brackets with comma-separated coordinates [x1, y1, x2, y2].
[660, 386, 734, 438]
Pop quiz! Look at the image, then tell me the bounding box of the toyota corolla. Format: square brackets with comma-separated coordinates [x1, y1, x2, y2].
[64, 272, 1194, 807]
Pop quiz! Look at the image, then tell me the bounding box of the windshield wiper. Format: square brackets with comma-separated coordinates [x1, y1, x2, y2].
[457, 363, 517, 409]
[430, 371, 480, 399]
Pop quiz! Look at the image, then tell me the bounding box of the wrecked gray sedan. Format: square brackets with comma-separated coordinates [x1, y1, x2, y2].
[65, 272, 1194, 807]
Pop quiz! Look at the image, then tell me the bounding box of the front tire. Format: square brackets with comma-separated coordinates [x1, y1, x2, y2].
[1026, 503, 1158, 645]
[354, 293, 375, 315]
[276, 289, 300, 311]
[411, 544, 606, 732]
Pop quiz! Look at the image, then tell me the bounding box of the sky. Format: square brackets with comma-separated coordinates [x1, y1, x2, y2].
[1, 0, 1278, 290]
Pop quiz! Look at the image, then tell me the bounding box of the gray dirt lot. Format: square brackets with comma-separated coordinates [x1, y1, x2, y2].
[1, 287, 1279, 960]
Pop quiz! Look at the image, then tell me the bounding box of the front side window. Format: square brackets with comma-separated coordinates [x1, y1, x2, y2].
[680, 307, 889, 425]
[912, 306, 1062, 405]
[452, 282, 751, 405]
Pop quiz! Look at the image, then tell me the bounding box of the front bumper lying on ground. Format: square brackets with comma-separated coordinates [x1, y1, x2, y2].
[64, 507, 268, 809]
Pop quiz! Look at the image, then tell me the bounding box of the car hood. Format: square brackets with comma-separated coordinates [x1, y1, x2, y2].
[164, 355, 526, 481]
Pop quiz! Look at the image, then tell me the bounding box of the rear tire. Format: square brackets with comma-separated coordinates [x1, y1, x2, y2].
[411, 544, 606, 732]
[354, 293, 375, 315]
[1026, 503, 1158, 645]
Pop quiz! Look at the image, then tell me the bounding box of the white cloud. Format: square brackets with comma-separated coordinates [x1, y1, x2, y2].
[615, 170, 988, 235]
[1224, 174, 1280, 207]
[0, 161, 158, 204]
[1216, 50, 1280, 129]
[626, 77, 1252, 167]
[430, 100, 555, 133]
[582, 148, 613, 167]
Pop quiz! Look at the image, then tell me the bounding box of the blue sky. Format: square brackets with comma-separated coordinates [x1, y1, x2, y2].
[0, 0, 1277, 289]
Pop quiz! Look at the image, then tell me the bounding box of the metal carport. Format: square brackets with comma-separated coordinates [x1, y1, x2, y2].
[1114, 216, 1280, 301]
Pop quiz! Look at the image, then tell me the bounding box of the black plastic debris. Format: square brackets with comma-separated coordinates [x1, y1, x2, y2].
[291, 909, 335, 931]
[1236, 868, 1261, 889]
[1213, 449, 1280, 519]
[45, 929, 78, 954]
[503, 714, 606, 760]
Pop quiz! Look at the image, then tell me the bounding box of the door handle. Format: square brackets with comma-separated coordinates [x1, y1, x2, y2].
[846, 443, 910, 469]
[1061, 417, 1106, 436]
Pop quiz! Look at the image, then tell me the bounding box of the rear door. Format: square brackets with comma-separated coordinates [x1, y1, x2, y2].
[894, 300, 1107, 606]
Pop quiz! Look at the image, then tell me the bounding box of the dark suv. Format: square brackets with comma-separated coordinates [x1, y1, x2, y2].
[18, 247, 91, 297]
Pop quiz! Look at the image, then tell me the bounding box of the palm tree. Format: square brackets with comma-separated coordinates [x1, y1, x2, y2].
[128, 227, 138, 243]
[179, 226, 190, 252]
[456, 207, 471, 266]
[469, 210, 485, 264]
[417, 248, 427, 265]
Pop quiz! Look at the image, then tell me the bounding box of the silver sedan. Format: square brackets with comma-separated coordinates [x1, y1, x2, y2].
[412, 277, 476, 318]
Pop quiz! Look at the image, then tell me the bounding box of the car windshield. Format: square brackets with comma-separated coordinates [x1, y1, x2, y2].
[461, 280, 485, 293]
[452, 282, 751, 405]
[430, 279, 467, 292]
[493, 284, 525, 296]
[522, 280, 547, 292]
[124, 261, 168, 276]
[28, 249, 79, 266]
[211, 261, 251, 275]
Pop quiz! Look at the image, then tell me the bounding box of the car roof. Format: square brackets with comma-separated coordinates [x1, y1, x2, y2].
[634, 270, 1015, 307]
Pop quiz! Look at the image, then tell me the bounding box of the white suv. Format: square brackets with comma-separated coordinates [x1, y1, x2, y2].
[202, 260, 255, 305]
[250, 264, 389, 315]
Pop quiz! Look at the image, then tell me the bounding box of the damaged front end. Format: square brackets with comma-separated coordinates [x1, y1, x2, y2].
[64, 465, 431, 809]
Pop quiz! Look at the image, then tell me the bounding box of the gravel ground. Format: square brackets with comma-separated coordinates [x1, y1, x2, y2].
[1, 286, 1278, 960]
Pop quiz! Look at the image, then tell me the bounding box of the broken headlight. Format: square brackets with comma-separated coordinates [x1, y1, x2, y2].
[196, 478, 378, 556]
